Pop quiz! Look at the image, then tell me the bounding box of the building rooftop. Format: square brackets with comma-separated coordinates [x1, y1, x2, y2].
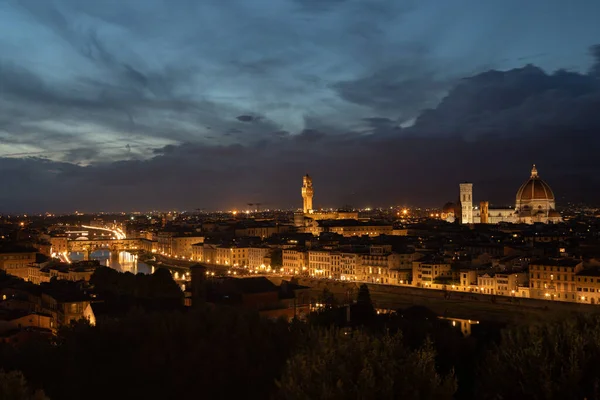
[576, 268, 600, 277]
[530, 257, 582, 267]
[0, 245, 37, 254]
[318, 219, 392, 227]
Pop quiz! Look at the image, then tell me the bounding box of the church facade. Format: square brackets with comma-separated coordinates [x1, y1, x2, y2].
[442, 165, 562, 224]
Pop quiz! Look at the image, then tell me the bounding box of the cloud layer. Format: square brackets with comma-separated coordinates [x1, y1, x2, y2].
[1, 0, 600, 211]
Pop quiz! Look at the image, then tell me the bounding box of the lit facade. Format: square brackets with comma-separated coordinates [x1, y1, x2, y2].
[27, 265, 95, 285]
[576, 270, 600, 304]
[215, 246, 248, 267]
[50, 237, 68, 255]
[171, 236, 204, 259]
[282, 249, 308, 275]
[330, 252, 360, 280]
[529, 258, 582, 301]
[0, 249, 36, 280]
[495, 272, 528, 296]
[308, 250, 331, 277]
[459, 183, 473, 224]
[301, 174, 314, 213]
[327, 223, 393, 237]
[412, 260, 452, 287]
[248, 247, 271, 269]
[451, 165, 562, 225]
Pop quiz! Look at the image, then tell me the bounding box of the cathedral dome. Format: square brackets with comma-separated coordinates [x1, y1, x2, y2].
[515, 165, 555, 202]
[442, 202, 456, 213]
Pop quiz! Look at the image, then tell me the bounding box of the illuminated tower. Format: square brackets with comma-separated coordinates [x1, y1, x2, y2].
[301, 174, 314, 213]
[480, 201, 489, 224]
[459, 183, 473, 224]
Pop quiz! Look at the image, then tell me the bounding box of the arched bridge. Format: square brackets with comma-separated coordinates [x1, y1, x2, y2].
[67, 238, 154, 260]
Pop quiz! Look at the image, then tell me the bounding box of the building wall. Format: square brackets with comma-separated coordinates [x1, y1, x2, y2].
[172, 236, 204, 259]
[0, 313, 53, 335]
[412, 261, 452, 287]
[214, 246, 248, 267]
[282, 250, 308, 275]
[308, 250, 331, 277]
[328, 225, 393, 237]
[248, 247, 271, 269]
[50, 237, 68, 254]
[460, 270, 478, 287]
[529, 261, 583, 301]
[157, 232, 175, 255]
[495, 272, 528, 296]
[477, 274, 496, 294]
[330, 253, 360, 281]
[0, 252, 36, 279]
[576, 273, 600, 304]
[235, 226, 292, 239]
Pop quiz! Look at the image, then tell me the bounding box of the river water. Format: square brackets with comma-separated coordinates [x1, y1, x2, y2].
[69, 250, 152, 275]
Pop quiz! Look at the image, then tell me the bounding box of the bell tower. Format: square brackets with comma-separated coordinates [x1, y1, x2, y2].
[459, 183, 473, 224]
[301, 174, 314, 214]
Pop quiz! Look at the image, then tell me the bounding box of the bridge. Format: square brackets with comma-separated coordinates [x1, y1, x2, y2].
[67, 238, 154, 260]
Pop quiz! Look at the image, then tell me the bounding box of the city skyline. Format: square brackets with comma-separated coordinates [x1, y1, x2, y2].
[3, 3, 600, 398]
[1, 0, 600, 212]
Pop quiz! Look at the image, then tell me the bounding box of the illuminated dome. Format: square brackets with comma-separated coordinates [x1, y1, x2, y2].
[515, 165, 555, 202]
[514, 165, 560, 224]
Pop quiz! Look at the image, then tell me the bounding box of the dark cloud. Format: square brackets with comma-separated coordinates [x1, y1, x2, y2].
[236, 115, 259, 122]
[410, 64, 600, 138]
[333, 59, 456, 124]
[2, 1, 600, 211]
[2, 56, 600, 213]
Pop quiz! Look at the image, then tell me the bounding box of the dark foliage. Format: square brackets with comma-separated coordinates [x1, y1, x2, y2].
[0, 307, 294, 400]
[90, 266, 183, 310]
[352, 284, 376, 325]
[276, 329, 456, 399]
[0, 370, 48, 400]
[478, 314, 600, 400]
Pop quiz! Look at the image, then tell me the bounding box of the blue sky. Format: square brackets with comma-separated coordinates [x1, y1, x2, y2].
[2, 0, 599, 163]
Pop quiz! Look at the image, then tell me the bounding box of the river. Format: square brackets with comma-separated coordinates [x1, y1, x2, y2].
[69, 250, 152, 275]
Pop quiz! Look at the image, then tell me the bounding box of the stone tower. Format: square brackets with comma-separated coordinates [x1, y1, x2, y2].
[480, 201, 489, 224]
[459, 183, 473, 224]
[301, 174, 314, 213]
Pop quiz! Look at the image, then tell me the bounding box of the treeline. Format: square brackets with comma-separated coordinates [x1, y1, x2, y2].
[3, 267, 600, 399]
[90, 266, 184, 310]
[2, 306, 600, 399]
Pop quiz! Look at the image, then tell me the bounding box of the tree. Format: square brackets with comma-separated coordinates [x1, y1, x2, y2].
[271, 249, 283, 269]
[356, 284, 373, 307]
[477, 314, 600, 399]
[353, 284, 376, 325]
[276, 329, 456, 399]
[319, 288, 336, 308]
[0, 370, 48, 400]
[2, 307, 294, 400]
[89, 266, 183, 309]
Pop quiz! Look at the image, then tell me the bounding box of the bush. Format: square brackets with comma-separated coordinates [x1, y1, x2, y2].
[478, 314, 600, 400]
[276, 329, 456, 400]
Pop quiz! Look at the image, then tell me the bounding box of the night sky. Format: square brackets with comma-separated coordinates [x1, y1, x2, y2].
[1, 0, 600, 212]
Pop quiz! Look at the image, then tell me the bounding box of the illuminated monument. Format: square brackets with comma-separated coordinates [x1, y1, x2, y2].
[301, 174, 314, 213]
[445, 165, 562, 224]
[294, 173, 358, 228]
